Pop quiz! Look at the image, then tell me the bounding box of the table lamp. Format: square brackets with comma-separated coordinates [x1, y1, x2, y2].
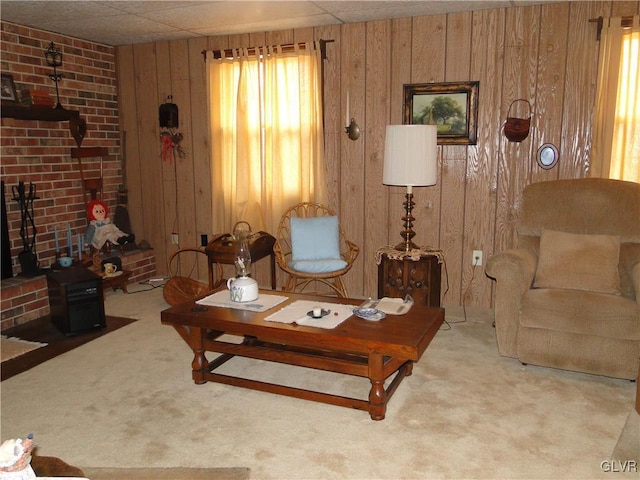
[383, 125, 438, 251]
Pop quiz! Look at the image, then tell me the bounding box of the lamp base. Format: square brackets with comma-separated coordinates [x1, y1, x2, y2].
[394, 240, 421, 252]
[394, 191, 420, 252]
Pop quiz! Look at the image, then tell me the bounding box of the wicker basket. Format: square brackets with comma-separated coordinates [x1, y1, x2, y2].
[163, 247, 219, 306]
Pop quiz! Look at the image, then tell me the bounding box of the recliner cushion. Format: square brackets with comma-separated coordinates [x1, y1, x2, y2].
[520, 289, 640, 340]
[533, 229, 621, 294]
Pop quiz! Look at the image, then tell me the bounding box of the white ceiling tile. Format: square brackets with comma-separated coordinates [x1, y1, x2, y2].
[0, 0, 568, 46]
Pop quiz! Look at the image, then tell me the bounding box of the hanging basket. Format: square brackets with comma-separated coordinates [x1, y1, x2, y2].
[503, 99, 532, 142]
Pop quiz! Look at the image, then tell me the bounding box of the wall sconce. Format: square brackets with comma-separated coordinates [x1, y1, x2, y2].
[344, 91, 360, 141]
[345, 118, 360, 141]
[44, 41, 63, 109]
[383, 125, 438, 251]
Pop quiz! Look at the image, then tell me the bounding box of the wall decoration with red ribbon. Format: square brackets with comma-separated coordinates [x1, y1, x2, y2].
[159, 96, 186, 162]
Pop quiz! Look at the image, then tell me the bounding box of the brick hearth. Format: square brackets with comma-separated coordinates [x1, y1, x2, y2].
[0, 248, 155, 331]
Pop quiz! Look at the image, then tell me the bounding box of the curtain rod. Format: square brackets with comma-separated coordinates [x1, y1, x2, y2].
[202, 39, 334, 62]
[589, 15, 635, 41]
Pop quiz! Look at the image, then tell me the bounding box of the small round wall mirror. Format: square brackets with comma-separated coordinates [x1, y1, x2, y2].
[537, 143, 558, 169]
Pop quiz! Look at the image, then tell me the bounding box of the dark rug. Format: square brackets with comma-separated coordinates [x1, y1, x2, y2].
[1, 315, 136, 381]
[31, 455, 251, 480]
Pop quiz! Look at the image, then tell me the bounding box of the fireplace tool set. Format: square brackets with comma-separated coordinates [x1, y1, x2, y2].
[12, 181, 40, 276]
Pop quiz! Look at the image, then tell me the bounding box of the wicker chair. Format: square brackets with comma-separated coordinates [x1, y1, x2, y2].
[163, 247, 221, 306]
[274, 202, 359, 297]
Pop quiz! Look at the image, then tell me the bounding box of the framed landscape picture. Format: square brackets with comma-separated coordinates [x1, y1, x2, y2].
[403, 81, 479, 145]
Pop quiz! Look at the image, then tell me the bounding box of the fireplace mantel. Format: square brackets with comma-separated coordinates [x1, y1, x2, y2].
[1, 103, 80, 122]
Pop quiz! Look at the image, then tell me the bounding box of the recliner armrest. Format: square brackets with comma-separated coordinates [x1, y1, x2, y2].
[485, 248, 537, 290]
[485, 248, 538, 358]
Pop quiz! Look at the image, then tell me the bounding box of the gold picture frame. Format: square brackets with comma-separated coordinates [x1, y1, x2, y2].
[404, 81, 479, 145]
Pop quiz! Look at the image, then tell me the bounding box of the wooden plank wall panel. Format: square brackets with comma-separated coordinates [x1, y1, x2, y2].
[500, 6, 541, 255]
[170, 40, 195, 246]
[169, 40, 199, 277]
[471, 8, 506, 301]
[188, 37, 213, 281]
[316, 23, 341, 215]
[115, 1, 629, 307]
[613, 1, 639, 15]
[155, 41, 176, 278]
[363, 20, 392, 297]
[561, 1, 609, 179]
[340, 23, 366, 297]
[490, 6, 515, 270]
[266, 29, 294, 45]
[530, 2, 569, 185]
[384, 17, 412, 261]
[115, 46, 144, 250]
[315, 27, 341, 292]
[410, 15, 446, 251]
[308, 25, 342, 294]
[440, 11, 472, 306]
[132, 43, 168, 275]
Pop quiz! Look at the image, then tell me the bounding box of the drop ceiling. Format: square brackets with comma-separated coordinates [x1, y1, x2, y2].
[1, 1, 554, 46]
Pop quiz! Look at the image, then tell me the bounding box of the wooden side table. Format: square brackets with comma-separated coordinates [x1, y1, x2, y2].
[205, 231, 276, 289]
[101, 270, 132, 293]
[376, 246, 442, 307]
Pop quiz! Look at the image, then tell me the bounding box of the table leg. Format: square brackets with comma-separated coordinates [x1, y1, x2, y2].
[178, 325, 208, 385]
[368, 353, 386, 420]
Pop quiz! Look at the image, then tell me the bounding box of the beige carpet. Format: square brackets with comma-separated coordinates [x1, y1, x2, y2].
[81, 466, 250, 479]
[0, 287, 637, 479]
[1, 335, 46, 362]
[612, 410, 640, 463]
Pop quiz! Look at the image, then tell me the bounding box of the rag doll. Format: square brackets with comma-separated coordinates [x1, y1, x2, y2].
[85, 199, 134, 250]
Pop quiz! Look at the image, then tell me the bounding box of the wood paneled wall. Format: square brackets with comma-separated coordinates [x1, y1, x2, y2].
[115, 1, 638, 307]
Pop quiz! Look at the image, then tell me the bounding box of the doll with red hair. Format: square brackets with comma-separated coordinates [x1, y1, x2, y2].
[86, 199, 135, 249]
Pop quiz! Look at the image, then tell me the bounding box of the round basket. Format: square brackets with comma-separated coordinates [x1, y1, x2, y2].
[163, 247, 217, 306]
[163, 276, 210, 306]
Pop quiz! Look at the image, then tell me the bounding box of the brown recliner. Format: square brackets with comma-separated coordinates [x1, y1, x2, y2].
[485, 178, 640, 380]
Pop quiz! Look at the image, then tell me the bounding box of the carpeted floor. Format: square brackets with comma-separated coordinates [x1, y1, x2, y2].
[81, 466, 251, 479]
[1, 287, 637, 479]
[1, 315, 136, 381]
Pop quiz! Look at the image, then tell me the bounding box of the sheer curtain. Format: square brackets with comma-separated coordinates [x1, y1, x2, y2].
[591, 16, 640, 182]
[206, 42, 327, 235]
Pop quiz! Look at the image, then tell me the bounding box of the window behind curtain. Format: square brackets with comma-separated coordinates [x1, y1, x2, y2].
[592, 16, 639, 183]
[206, 43, 327, 235]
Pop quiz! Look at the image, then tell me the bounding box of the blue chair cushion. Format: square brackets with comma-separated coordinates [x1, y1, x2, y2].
[289, 258, 348, 273]
[290, 216, 341, 261]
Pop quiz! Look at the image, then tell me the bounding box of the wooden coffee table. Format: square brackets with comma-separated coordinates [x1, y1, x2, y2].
[161, 288, 444, 420]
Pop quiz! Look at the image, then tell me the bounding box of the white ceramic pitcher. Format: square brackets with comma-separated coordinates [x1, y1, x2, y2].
[227, 276, 258, 302]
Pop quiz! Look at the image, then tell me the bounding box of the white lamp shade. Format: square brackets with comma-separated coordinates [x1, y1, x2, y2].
[383, 125, 438, 187]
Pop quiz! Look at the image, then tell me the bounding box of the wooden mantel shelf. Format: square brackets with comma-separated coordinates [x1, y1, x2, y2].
[1, 103, 80, 122]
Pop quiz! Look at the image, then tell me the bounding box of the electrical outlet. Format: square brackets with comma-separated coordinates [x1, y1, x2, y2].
[171, 232, 179, 245]
[472, 250, 483, 266]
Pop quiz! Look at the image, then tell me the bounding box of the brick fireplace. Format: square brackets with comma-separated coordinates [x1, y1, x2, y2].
[1, 23, 155, 329]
